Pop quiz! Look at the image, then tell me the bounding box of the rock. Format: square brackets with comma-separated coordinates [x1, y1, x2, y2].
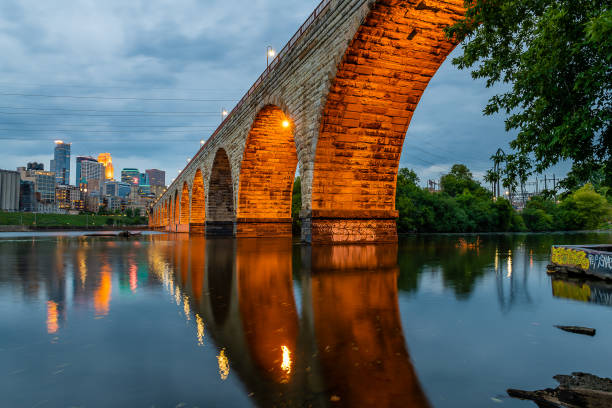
[508, 372, 612, 408]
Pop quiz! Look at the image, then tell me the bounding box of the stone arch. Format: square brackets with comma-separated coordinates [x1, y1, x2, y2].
[180, 182, 190, 225]
[165, 200, 170, 227]
[207, 148, 235, 236]
[237, 105, 298, 237]
[190, 168, 206, 234]
[309, 0, 464, 243]
[174, 191, 180, 227]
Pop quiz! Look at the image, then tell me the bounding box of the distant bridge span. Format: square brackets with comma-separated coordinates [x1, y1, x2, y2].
[149, 0, 465, 243]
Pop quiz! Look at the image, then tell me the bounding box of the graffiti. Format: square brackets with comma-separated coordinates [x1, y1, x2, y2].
[551, 247, 590, 270]
[588, 253, 612, 271]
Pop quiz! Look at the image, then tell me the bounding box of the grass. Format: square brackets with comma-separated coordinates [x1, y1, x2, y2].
[0, 211, 147, 227]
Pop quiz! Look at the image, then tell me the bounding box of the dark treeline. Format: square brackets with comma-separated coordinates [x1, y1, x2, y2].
[291, 164, 612, 234]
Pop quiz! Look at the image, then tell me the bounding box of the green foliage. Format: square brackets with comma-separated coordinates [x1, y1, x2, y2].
[446, 0, 612, 188]
[0, 211, 146, 228]
[291, 176, 302, 234]
[396, 165, 524, 233]
[559, 183, 612, 229]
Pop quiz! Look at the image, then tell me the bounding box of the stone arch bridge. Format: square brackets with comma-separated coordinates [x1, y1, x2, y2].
[149, 0, 465, 243]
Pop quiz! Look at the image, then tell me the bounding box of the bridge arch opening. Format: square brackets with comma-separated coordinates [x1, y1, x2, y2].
[174, 192, 180, 227]
[237, 105, 298, 237]
[310, 0, 464, 243]
[190, 169, 206, 234]
[180, 182, 190, 226]
[207, 148, 235, 236]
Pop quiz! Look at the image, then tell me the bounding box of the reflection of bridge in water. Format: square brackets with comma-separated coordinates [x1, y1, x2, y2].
[149, 236, 430, 407]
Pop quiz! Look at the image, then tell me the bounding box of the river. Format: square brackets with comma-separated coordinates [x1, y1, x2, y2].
[1, 232, 611, 407]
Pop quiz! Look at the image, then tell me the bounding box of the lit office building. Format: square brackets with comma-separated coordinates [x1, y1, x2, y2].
[145, 169, 165, 187]
[97, 153, 114, 180]
[121, 168, 140, 185]
[51, 141, 71, 185]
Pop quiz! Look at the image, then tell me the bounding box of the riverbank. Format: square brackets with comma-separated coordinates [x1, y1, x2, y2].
[0, 225, 149, 232]
[0, 211, 147, 229]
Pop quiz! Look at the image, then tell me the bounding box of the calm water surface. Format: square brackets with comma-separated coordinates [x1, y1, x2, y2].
[1, 232, 611, 407]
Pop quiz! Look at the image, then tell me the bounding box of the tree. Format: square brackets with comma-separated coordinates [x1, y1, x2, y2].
[558, 183, 612, 229]
[440, 164, 488, 197]
[446, 1, 612, 187]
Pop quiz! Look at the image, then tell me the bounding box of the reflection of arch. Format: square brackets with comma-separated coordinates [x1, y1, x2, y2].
[180, 182, 190, 225]
[310, 244, 430, 407]
[310, 0, 464, 243]
[207, 148, 235, 236]
[237, 105, 297, 237]
[206, 238, 234, 327]
[190, 169, 206, 234]
[236, 239, 298, 383]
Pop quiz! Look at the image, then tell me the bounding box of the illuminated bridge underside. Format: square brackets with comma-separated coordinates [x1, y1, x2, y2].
[150, 0, 464, 243]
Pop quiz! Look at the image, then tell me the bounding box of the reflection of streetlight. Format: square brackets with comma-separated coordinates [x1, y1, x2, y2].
[266, 45, 276, 66]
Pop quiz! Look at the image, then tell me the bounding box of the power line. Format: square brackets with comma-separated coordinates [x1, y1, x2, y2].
[0, 111, 223, 117]
[0, 124, 220, 129]
[0, 128, 215, 133]
[0, 105, 225, 114]
[0, 92, 239, 102]
[0, 80, 244, 93]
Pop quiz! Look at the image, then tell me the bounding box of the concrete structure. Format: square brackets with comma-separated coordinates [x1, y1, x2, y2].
[150, 0, 465, 243]
[0, 170, 20, 211]
[51, 141, 71, 185]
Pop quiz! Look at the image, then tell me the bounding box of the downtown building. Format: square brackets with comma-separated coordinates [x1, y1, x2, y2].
[145, 169, 165, 187]
[18, 168, 57, 213]
[50, 141, 71, 186]
[0, 169, 20, 212]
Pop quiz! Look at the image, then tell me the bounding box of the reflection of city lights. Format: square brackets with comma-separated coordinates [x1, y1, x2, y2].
[94, 268, 112, 316]
[281, 345, 292, 377]
[47, 301, 58, 334]
[78, 256, 87, 288]
[175, 286, 181, 305]
[183, 295, 190, 320]
[494, 249, 499, 272]
[217, 349, 230, 380]
[507, 251, 512, 278]
[196, 314, 205, 346]
[129, 264, 138, 293]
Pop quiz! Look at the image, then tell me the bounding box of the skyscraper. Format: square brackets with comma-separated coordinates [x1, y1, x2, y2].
[76, 156, 98, 184]
[97, 153, 114, 180]
[145, 169, 165, 187]
[51, 141, 71, 185]
[121, 168, 140, 185]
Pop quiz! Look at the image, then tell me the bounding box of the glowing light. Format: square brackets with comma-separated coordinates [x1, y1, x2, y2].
[47, 301, 59, 334]
[282, 120, 290, 128]
[281, 345, 292, 377]
[217, 349, 230, 380]
[196, 314, 205, 346]
[200, 140, 205, 145]
[54, 140, 63, 144]
[267, 48, 276, 58]
[186, 158, 190, 163]
[222, 109, 228, 117]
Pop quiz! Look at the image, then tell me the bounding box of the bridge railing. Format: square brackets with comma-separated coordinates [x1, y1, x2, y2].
[157, 0, 332, 206]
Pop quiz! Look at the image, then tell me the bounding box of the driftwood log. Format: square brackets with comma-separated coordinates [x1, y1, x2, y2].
[554, 325, 596, 336]
[508, 372, 612, 408]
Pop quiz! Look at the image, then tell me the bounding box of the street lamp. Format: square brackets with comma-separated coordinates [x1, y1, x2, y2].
[200, 139, 205, 146]
[221, 108, 228, 121]
[266, 46, 276, 66]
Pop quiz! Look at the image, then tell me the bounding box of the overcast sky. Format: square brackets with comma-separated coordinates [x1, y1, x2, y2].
[0, 0, 567, 187]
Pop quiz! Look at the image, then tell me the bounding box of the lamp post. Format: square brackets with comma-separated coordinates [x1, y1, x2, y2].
[266, 46, 276, 66]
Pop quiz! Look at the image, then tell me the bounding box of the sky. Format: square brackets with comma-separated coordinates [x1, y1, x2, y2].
[0, 0, 567, 188]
